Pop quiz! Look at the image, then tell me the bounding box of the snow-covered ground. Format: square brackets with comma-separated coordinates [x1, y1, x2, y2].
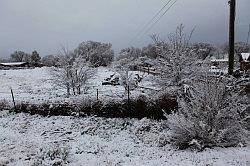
[0, 110, 249, 166]
[1, 67, 249, 166]
[0, 67, 159, 104]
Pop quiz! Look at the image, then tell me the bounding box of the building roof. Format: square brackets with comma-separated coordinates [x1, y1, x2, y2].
[211, 58, 229, 62]
[241, 53, 250, 62]
[0, 62, 27, 66]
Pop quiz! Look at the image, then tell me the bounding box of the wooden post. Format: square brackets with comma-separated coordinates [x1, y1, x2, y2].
[247, 24, 250, 44]
[127, 85, 130, 111]
[228, 0, 236, 75]
[96, 89, 99, 100]
[10, 88, 16, 110]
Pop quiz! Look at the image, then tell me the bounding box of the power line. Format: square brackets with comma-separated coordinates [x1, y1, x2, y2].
[142, 0, 178, 36]
[129, 0, 173, 45]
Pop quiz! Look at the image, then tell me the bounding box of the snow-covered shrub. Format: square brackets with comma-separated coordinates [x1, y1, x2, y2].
[133, 118, 169, 146]
[32, 145, 69, 166]
[13, 103, 74, 116]
[78, 95, 176, 119]
[151, 93, 178, 115]
[78, 99, 103, 117]
[167, 76, 246, 150]
[0, 99, 10, 110]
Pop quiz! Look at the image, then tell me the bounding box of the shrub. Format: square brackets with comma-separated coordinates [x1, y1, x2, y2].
[0, 100, 10, 111]
[10, 94, 177, 119]
[77, 95, 177, 119]
[32, 145, 69, 166]
[167, 77, 246, 150]
[13, 103, 73, 116]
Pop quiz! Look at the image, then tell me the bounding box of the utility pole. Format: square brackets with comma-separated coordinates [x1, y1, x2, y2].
[228, 0, 236, 75]
[247, 24, 250, 44]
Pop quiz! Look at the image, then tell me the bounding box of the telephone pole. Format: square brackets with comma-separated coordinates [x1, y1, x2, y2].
[247, 24, 250, 44]
[228, 0, 236, 75]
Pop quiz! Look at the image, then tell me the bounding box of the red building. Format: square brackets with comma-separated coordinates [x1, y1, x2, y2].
[239, 53, 250, 71]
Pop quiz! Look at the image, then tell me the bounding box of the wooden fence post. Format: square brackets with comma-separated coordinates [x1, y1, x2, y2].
[127, 85, 130, 111]
[10, 88, 16, 110]
[97, 89, 99, 101]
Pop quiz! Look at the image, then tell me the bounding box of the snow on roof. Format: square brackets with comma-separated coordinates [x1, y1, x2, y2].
[0, 62, 27, 66]
[211, 58, 229, 62]
[241, 53, 250, 62]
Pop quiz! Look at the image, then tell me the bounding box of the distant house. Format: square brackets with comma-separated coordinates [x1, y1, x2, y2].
[239, 53, 250, 71]
[0, 62, 29, 69]
[210, 57, 234, 75]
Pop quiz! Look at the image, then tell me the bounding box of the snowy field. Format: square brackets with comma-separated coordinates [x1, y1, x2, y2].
[0, 67, 249, 166]
[0, 67, 159, 104]
[0, 110, 249, 166]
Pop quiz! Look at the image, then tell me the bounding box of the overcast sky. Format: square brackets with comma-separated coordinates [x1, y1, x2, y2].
[0, 0, 249, 57]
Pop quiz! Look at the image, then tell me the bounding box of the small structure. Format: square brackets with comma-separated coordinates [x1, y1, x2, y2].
[239, 53, 250, 71]
[0, 62, 29, 69]
[211, 58, 229, 67]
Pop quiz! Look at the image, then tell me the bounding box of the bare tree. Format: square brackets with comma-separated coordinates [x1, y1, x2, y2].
[152, 24, 200, 87]
[71, 56, 96, 95]
[10, 51, 28, 62]
[51, 45, 96, 97]
[51, 46, 73, 97]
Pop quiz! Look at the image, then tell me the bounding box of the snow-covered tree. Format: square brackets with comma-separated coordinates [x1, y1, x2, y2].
[30, 50, 41, 63]
[141, 44, 159, 59]
[52, 46, 96, 97]
[74, 41, 114, 67]
[70, 56, 96, 95]
[191, 42, 216, 60]
[152, 24, 200, 88]
[51, 46, 74, 97]
[41, 55, 59, 67]
[117, 47, 142, 60]
[221, 42, 250, 54]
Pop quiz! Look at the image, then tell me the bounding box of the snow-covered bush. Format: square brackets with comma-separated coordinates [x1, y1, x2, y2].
[133, 118, 169, 146]
[13, 103, 74, 116]
[167, 76, 246, 150]
[32, 145, 70, 166]
[0, 99, 10, 111]
[77, 95, 177, 119]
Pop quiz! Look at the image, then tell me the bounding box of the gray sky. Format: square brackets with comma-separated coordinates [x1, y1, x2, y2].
[0, 0, 249, 58]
